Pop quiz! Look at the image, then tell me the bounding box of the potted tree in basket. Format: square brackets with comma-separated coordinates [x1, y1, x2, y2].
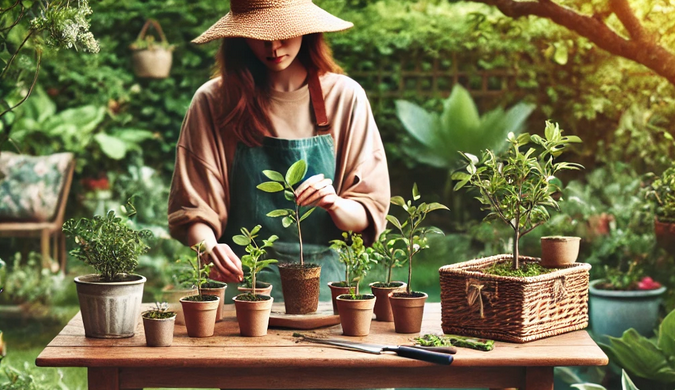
[646, 163, 675, 252]
[331, 231, 377, 336]
[232, 225, 278, 337]
[257, 159, 320, 314]
[444, 122, 590, 342]
[142, 302, 176, 347]
[327, 231, 369, 315]
[63, 200, 152, 339]
[129, 19, 175, 79]
[179, 242, 220, 338]
[387, 184, 449, 333]
[367, 230, 408, 322]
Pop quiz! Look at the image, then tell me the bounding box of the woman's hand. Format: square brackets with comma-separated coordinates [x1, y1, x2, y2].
[295, 173, 338, 210]
[206, 243, 244, 283]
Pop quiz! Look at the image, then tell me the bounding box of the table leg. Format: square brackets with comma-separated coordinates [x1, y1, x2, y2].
[525, 367, 554, 390]
[88, 368, 119, 390]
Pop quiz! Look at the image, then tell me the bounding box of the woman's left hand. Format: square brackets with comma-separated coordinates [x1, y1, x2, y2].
[295, 173, 338, 210]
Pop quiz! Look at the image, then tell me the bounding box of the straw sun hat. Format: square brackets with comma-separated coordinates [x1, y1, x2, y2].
[192, 0, 354, 44]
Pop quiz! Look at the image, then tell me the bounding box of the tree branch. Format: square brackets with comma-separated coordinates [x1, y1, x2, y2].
[609, 0, 653, 43]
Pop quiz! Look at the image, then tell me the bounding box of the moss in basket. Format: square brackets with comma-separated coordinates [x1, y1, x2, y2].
[386, 184, 449, 296]
[232, 224, 278, 301]
[329, 231, 376, 297]
[453, 121, 583, 271]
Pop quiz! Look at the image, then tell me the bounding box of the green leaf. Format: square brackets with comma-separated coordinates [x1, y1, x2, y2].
[250, 225, 261, 236]
[427, 202, 449, 212]
[286, 160, 307, 186]
[386, 215, 402, 230]
[391, 196, 406, 207]
[395, 99, 439, 149]
[621, 371, 639, 390]
[606, 329, 675, 382]
[299, 207, 316, 222]
[257, 182, 285, 192]
[412, 183, 420, 201]
[262, 170, 284, 181]
[463, 152, 479, 165]
[553, 42, 568, 65]
[282, 216, 294, 228]
[454, 178, 470, 191]
[451, 172, 470, 181]
[658, 309, 675, 358]
[266, 209, 290, 217]
[94, 133, 128, 160]
[565, 135, 583, 143]
[284, 190, 295, 201]
[232, 235, 250, 246]
[570, 385, 605, 390]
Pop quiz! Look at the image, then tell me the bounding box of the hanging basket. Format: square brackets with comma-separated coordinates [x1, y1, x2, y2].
[130, 19, 173, 79]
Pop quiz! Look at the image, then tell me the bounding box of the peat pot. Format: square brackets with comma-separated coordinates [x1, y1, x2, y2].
[237, 281, 273, 297]
[75, 274, 146, 339]
[369, 281, 406, 322]
[328, 282, 354, 315]
[278, 264, 321, 314]
[201, 282, 227, 321]
[142, 313, 176, 347]
[389, 292, 428, 334]
[540, 236, 581, 267]
[180, 296, 220, 338]
[233, 295, 274, 337]
[336, 294, 376, 336]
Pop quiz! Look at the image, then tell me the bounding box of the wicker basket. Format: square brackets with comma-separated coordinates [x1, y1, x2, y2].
[131, 19, 173, 79]
[439, 254, 590, 343]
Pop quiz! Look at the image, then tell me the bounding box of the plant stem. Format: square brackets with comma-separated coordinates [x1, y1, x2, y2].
[513, 229, 520, 270]
[387, 264, 393, 285]
[295, 203, 303, 266]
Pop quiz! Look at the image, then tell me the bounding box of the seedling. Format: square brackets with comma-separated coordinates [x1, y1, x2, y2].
[142, 302, 176, 320]
[367, 229, 407, 287]
[178, 241, 213, 301]
[329, 231, 376, 297]
[232, 225, 278, 299]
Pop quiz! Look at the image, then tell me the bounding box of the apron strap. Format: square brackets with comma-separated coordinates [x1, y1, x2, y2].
[308, 69, 330, 132]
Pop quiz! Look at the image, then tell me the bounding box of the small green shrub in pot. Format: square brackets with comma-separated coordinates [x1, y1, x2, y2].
[327, 231, 375, 314]
[62, 199, 152, 338]
[367, 230, 408, 321]
[179, 242, 220, 338]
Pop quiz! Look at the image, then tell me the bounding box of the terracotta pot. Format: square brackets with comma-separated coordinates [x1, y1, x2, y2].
[336, 294, 376, 336]
[369, 281, 407, 322]
[233, 295, 274, 337]
[160, 285, 198, 325]
[389, 292, 428, 334]
[540, 236, 581, 268]
[278, 264, 321, 314]
[180, 296, 220, 337]
[327, 282, 354, 315]
[142, 314, 176, 347]
[237, 282, 273, 296]
[655, 218, 675, 252]
[201, 282, 227, 321]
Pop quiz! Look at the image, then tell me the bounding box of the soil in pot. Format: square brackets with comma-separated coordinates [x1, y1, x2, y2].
[238, 281, 273, 296]
[180, 295, 220, 338]
[540, 236, 581, 267]
[233, 294, 274, 337]
[278, 263, 321, 314]
[201, 281, 227, 321]
[336, 294, 376, 336]
[369, 282, 406, 322]
[142, 311, 176, 347]
[389, 291, 428, 334]
[328, 282, 354, 315]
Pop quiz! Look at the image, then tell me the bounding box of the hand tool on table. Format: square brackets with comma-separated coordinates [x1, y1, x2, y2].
[292, 333, 454, 365]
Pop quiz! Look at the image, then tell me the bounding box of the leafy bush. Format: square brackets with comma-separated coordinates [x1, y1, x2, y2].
[329, 231, 375, 295]
[0, 253, 66, 307]
[647, 163, 675, 223]
[232, 225, 278, 297]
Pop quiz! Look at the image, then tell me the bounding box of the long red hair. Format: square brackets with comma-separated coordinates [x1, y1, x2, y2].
[216, 33, 343, 147]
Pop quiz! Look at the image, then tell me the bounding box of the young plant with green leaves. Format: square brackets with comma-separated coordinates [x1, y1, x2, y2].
[232, 225, 278, 299]
[387, 184, 449, 295]
[647, 163, 675, 223]
[329, 231, 376, 296]
[453, 121, 583, 270]
[256, 159, 315, 266]
[142, 302, 176, 320]
[179, 241, 213, 301]
[367, 229, 407, 287]
[62, 199, 152, 281]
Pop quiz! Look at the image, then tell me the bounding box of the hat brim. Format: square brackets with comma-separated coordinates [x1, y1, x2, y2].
[192, 3, 353, 44]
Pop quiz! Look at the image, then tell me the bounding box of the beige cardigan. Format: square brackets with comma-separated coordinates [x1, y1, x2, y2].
[168, 72, 390, 245]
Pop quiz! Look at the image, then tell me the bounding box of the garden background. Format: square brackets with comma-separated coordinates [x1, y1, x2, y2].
[1, 0, 675, 389]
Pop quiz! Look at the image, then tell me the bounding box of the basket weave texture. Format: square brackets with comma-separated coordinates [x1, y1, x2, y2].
[439, 254, 590, 343]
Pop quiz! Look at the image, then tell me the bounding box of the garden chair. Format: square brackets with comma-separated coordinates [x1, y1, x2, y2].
[0, 152, 75, 273]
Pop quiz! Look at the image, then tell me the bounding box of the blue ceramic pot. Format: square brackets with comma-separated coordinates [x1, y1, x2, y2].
[589, 279, 666, 341]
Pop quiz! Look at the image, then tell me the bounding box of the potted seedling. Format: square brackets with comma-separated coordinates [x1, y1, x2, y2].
[142, 302, 176, 347]
[62, 200, 152, 339]
[327, 231, 370, 314]
[387, 184, 448, 333]
[442, 122, 591, 342]
[232, 225, 278, 337]
[646, 162, 675, 252]
[162, 263, 198, 326]
[179, 241, 220, 338]
[367, 229, 408, 322]
[331, 231, 377, 336]
[129, 19, 175, 78]
[257, 159, 321, 314]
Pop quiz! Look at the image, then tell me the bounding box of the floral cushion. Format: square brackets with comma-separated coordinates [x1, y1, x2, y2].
[0, 152, 73, 222]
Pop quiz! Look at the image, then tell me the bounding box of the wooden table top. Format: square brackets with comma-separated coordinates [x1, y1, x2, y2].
[36, 303, 608, 369]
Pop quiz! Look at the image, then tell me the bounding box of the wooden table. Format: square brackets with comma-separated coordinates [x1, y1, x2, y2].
[36, 303, 608, 390]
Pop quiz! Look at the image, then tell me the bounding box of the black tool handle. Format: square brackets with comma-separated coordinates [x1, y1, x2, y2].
[384, 346, 454, 365]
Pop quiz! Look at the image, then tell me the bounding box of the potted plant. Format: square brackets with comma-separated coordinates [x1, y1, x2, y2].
[646, 163, 675, 252]
[129, 19, 174, 79]
[161, 264, 198, 326]
[367, 229, 408, 322]
[386, 184, 448, 333]
[257, 159, 321, 314]
[442, 122, 591, 342]
[327, 231, 370, 315]
[232, 225, 278, 337]
[142, 302, 176, 347]
[62, 200, 152, 339]
[179, 242, 220, 338]
[331, 231, 377, 336]
[589, 261, 666, 341]
[540, 236, 582, 267]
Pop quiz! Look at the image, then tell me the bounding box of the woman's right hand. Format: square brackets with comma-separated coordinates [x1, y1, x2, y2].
[207, 243, 244, 283]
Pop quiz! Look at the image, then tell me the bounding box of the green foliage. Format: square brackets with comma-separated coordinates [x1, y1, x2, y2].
[453, 122, 583, 269]
[483, 261, 555, 278]
[257, 159, 315, 266]
[62, 199, 152, 281]
[387, 183, 448, 294]
[28, 0, 99, 53]
[646, 163, 675, 223]
[367, 229, 407, 285]
[141, 301, 175, 319]
[598, 261, 647, 291]
[571, 370, 639, 390]
[231, 225, 278, 297]
[180, 241, 212, 300]
[329, 231, 375, 296]
[0, 252, 66, 306]
[0, 362, 71, 390]
[415, 333, 495, 351]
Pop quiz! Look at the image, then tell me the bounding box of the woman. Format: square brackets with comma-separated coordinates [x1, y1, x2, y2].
[168, 0, 390, 302]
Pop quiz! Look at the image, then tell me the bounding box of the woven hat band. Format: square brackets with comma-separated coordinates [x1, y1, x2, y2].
[231, 0, 312, 13]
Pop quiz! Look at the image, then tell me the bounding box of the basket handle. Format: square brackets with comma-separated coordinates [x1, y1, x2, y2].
[136, 19, 168, 44]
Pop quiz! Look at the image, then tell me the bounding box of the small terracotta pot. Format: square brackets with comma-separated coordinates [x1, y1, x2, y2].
[160, 286, 197, 325]
[233, 295, 274, 337]
[328, 282, 354, 314]
[142, 314, 176, 347]
[278, 264, 321, 314]
[540, 236, 581, 267]
[237, 282, 273, 296]
[336, 294, 376, 336]
[369, 281, 407, 322]
[389, 292, 428, 334]
[180, 296, 220, 338]
[201, 282, 227, 321]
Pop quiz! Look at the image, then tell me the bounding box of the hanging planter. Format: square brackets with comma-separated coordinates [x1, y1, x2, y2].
[130, 19, 174, 79]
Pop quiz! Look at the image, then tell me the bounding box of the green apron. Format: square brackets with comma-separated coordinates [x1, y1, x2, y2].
[221, 74, 344, 304]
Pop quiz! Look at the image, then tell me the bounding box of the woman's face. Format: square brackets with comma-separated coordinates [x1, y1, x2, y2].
[245, 36, 303, 72]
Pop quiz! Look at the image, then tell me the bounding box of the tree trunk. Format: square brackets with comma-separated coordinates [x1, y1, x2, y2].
[513, 232, 520, 270]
